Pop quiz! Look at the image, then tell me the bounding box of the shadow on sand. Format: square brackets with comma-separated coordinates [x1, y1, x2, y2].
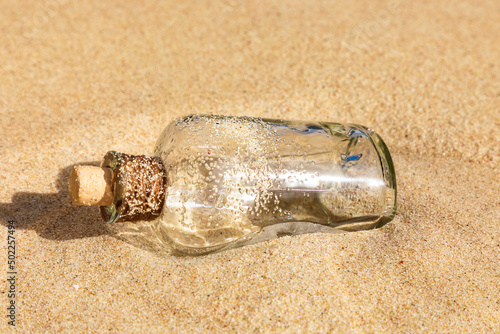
[0, 161, 110, 240]
[0, 161, 175, 256]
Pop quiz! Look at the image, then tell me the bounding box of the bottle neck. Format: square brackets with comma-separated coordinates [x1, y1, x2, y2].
[100, 151, 167, 223]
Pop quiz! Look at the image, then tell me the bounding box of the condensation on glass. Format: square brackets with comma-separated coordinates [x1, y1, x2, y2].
[143, 114, 397, 254]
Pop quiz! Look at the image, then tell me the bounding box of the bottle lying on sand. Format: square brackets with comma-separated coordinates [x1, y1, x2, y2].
[69, 114, 397, 254]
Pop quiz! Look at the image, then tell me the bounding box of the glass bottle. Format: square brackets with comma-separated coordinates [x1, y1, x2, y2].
[69, 114, 397, 254]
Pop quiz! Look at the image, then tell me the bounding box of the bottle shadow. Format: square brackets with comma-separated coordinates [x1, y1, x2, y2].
[0, 162, 177, 256]
[0, 162, 110, 240]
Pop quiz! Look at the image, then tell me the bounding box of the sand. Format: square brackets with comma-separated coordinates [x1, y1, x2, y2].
[1, 0, 499, 332]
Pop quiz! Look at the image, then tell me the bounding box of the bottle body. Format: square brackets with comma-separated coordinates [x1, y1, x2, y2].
[152, 114, 396, 253]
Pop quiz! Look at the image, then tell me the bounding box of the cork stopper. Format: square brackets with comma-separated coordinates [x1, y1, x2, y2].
[69, 166, 114, 206]
[102, 152, 167, 223]
[69, 151, 167, 223]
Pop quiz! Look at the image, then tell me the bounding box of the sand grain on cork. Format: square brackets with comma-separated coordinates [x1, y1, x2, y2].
[0, 0, 499, 332]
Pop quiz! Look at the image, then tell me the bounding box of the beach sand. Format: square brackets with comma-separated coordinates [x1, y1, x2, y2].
[1, 0, 499, 332]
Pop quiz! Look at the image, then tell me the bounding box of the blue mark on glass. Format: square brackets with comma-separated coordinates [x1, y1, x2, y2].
[341, 153, 362, 168]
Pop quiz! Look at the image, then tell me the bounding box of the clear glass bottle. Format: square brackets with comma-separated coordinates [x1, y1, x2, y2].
[70, 114, 397, 254]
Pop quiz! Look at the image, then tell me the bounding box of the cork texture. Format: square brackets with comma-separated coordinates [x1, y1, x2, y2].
[100, 152, 166, 223]
[0, 0, 499, 332]
[68, 166, 114, 206]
